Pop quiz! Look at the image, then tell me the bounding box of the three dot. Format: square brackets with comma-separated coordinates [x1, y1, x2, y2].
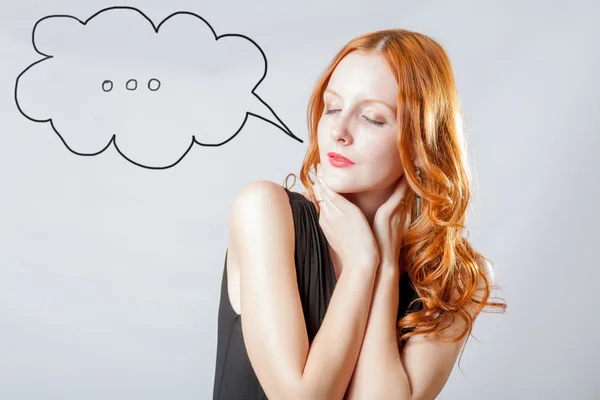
[102, 78, 161, 92]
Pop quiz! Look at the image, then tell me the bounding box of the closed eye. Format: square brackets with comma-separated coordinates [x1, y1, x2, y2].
[362, 116, 385, 127]
[324, 109, 385, 127]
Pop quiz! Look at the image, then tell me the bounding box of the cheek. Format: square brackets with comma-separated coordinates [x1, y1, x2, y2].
[384, 145, 402, 166]
[317, 118, 331, 135]
[317, 121, 337, 154]
[385, 148, 403, 172]
[366, 143, 402, 173]
[316, 120, 327, 144]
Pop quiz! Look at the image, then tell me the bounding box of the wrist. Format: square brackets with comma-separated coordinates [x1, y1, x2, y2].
[344, 258, 380, 277]
[343, 252, 380, 272]
[378, 262, 401, 278]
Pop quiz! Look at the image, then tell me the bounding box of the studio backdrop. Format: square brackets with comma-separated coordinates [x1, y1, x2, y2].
[1, 1, 598, 399]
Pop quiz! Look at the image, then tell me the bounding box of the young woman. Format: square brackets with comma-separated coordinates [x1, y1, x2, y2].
[212, 29, 506, 400]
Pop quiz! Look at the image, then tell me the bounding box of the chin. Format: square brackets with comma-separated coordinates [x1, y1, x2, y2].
[321, 173, 365, 194]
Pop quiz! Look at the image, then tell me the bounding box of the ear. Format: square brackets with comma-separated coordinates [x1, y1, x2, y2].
[412, 157, 424, 170]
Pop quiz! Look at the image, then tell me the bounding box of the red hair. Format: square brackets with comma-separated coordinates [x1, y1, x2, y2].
[284, 29, 506, 369]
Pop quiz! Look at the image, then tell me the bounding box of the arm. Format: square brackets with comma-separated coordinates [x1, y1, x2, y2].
[230, 181, 378, 400]
[345, 265, 411, 399]
[345, 261, 494, 400]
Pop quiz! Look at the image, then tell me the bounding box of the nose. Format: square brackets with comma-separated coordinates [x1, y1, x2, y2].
[329, 114, 352, 144]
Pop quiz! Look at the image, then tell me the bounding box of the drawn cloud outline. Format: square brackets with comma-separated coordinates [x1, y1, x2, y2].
[14, 6, 303, 170]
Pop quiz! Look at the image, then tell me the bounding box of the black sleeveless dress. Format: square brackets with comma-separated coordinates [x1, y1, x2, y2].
[212, 186, 422, 400]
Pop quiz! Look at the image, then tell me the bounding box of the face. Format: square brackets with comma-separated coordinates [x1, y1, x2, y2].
[318, 51, 404, 194]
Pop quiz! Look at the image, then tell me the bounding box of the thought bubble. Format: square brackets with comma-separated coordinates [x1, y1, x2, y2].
[14, 6, 302, 169]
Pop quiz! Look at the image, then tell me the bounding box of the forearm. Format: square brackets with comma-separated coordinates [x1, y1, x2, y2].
[300, 262, 378, 400]
[345, 265, 412, 400]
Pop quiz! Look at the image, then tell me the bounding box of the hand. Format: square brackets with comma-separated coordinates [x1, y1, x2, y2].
[314, 163, 380, 270]
[372, 175, 411, 272]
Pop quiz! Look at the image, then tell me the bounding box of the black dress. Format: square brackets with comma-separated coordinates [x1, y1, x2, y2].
[212, 186, 422, 400]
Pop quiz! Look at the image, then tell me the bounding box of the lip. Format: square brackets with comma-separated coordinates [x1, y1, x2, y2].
[327, 152, 354, 164]
[327, 152, 354, 168]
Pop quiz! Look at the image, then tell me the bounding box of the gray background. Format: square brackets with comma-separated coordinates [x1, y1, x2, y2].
[1, 0, 599, 399]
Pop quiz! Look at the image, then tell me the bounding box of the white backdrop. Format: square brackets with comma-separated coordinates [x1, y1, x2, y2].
[1, 1, 598, 399]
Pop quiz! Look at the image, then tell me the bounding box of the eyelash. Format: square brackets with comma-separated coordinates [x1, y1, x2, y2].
[324, 109, 385, 127]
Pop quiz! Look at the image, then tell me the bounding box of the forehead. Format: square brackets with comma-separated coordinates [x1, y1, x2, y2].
[327, 51, 398, 104]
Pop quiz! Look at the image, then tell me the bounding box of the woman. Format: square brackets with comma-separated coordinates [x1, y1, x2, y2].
[212, 29, 506, 400]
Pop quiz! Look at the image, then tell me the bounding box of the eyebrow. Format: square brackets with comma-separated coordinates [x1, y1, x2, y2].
[324, 88, 396, 113]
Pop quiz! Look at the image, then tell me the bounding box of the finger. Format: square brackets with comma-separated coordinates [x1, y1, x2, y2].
[403, 209, 412, 232]
[315, 163, 327, 199]
[394, 174, 409, 197]
[313, 177, 330, 211]
[313, 177, 323, 201]
[382, 177, 409, 215]
[399, 199, 411, 230]
[317, 176, 345, 211]
[394, 177, 410, 204]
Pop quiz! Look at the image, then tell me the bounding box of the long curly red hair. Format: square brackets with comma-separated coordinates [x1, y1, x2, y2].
[283, 29, 506, 369]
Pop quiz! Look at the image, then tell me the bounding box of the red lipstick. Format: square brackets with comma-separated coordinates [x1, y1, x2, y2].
[327, 152, 354, 168]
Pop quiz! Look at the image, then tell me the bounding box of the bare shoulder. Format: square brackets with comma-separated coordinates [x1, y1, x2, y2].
[228, 179, 294, 271]
[227, 180, 311, 397]
[481, 258, 495, 280]
[231, 180, 290, 214]
[477, 258, 496, 296]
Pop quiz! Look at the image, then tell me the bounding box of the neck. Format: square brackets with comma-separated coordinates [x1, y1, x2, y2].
[342, 183, 399, 227]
